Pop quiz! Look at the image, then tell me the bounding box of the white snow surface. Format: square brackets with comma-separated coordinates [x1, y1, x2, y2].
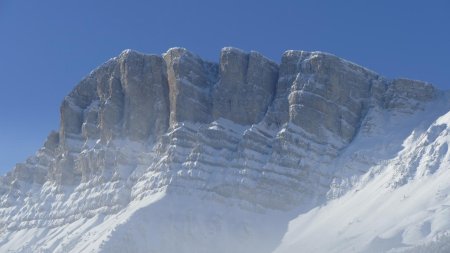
[275, 95, 450, 253]
[1, 87, 450, 251]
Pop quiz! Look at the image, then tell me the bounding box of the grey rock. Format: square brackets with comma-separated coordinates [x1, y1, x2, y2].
[42, 47, 444, 188]
[213, 47, 278, 125]
[268, 51, 377, 144]
[43, 131, 60, 151]
[369, 78, 388, 107]
[60, 97, 83, 138]
[81, 101, 100, 139]
[391, 78, 435, 101]
[384, 78, 436, 110]
[163, 48, 218, 125]
[60, 73, 99, 142]
[0, 47, 446, 252]
[98, 76, 124, 141]
[61, 50, 171, 142]
[119, 50, 170, 140]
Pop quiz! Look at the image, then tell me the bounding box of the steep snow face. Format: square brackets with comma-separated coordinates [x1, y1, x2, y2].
[0, 47, 446, 253]
[275, 96, 450, 253]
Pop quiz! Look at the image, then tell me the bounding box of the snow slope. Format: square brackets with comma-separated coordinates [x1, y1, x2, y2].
[275, 95, 450, 253]
[0, 47, 449, 253]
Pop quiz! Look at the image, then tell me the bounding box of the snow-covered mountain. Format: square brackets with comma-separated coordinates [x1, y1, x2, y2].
[0, 47, 449, 253]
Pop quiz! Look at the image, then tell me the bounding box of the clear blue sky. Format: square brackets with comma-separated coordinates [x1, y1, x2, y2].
[0, 0, 449, 175]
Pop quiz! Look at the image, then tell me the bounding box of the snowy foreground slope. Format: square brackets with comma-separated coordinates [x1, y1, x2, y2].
[0, 47, 449, 253]
[275, 97, 450, 253]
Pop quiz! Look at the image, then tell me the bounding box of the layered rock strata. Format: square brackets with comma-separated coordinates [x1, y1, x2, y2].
[0, 47, 436, 231]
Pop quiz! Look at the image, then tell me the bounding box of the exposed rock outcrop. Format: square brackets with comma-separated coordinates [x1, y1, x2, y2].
[384, 78, 436, 111]
[212, 48, 278, 125]
[163, 48, 218, 125]
[0, 47, 442, 252]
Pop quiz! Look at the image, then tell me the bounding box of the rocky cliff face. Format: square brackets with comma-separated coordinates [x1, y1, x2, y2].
[0, 47, 444, 253]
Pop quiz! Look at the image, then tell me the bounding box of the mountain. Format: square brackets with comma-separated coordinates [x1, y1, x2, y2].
[0, 47, 449, 253]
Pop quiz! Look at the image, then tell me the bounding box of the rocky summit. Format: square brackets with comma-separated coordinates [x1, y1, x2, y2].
[1, 47, 449, 253]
